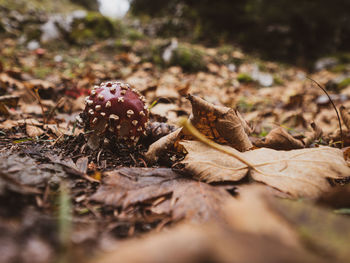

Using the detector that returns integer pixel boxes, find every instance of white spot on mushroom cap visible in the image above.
[105,101,112,108]
[95,105,101,111]
[132,120,138,126]
[98,94,104,101]
[92,117,98,124]
[127,109,134,117]
[88,109,94,115]
[118,97,124,103]
[109,114,119,120]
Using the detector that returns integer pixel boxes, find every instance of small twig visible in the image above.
[307,77,343,148]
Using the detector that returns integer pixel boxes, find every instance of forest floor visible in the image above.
[1,3,350,263]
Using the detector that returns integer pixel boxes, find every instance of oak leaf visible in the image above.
[180,140,350,198]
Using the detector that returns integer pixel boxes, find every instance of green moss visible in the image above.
[215,45,244,66]
[237,73,254,83]
[217,45,234,56]
[273,75,284,85]
[33,67,52,79]
[114,39,133,52]
[338,78,350,89]
[330,64,349,73]
[25,25,42,41]
[135,39,164,66]
[69,12,115,45]
[236,97,255,112]
[170,44,206,72]
[0,0,82,14]
[126,28,145,41]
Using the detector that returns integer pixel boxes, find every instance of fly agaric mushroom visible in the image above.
[81,81,149,148]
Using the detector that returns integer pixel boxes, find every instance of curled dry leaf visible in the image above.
[187,94,252,151]
[145,94,253,163]
[145,128,183,163]
[254,127,304,150]
[340,105,350,130]
[304,122,323,147]
[254,123,323,150]
[179,140,350,198]
[26,124,44,137]
[91,167,232,223]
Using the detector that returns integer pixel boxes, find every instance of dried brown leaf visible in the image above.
[188,94,253,151]
[26,124,44,137]
[180,140,350,198]
[304,122,323,147]
[145,95,253,163]
[145,128,183,163]
[224,185,299,247]
[94,223,325,263]
[254,127,304,150]
[0,120,18,130]
[340,105,350,130]
[91,167,232,223]
[0,95,20,108]
[274,198,350,262]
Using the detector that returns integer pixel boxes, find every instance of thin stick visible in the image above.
[307,77,343,148]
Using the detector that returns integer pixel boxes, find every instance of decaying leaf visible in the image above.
[304,122,323,147]
[340,105,350,130]
[254,123,323,150]
[93,222,327,263]
[254,127,304,150]
[187,94,253,151]
[0,119,19,130]
[273,198,350,262]
[224,185,299,247]
[91,167,233,223]
[180,140,350,198]
[93,186,326,263]
[26,124,44,137]
[145,95,254,163]
[145,128,183,163]
[0,95,20,108]
[0,95,20,115]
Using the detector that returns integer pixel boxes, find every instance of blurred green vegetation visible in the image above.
[130,0,350,65]
[69,12,115,44]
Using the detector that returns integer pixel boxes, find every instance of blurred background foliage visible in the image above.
[1,0,350,68]
[130,0,350,65]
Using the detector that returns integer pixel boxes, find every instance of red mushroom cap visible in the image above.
[83,81,149,146]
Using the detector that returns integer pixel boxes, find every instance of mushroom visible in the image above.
[81,81,149,148]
